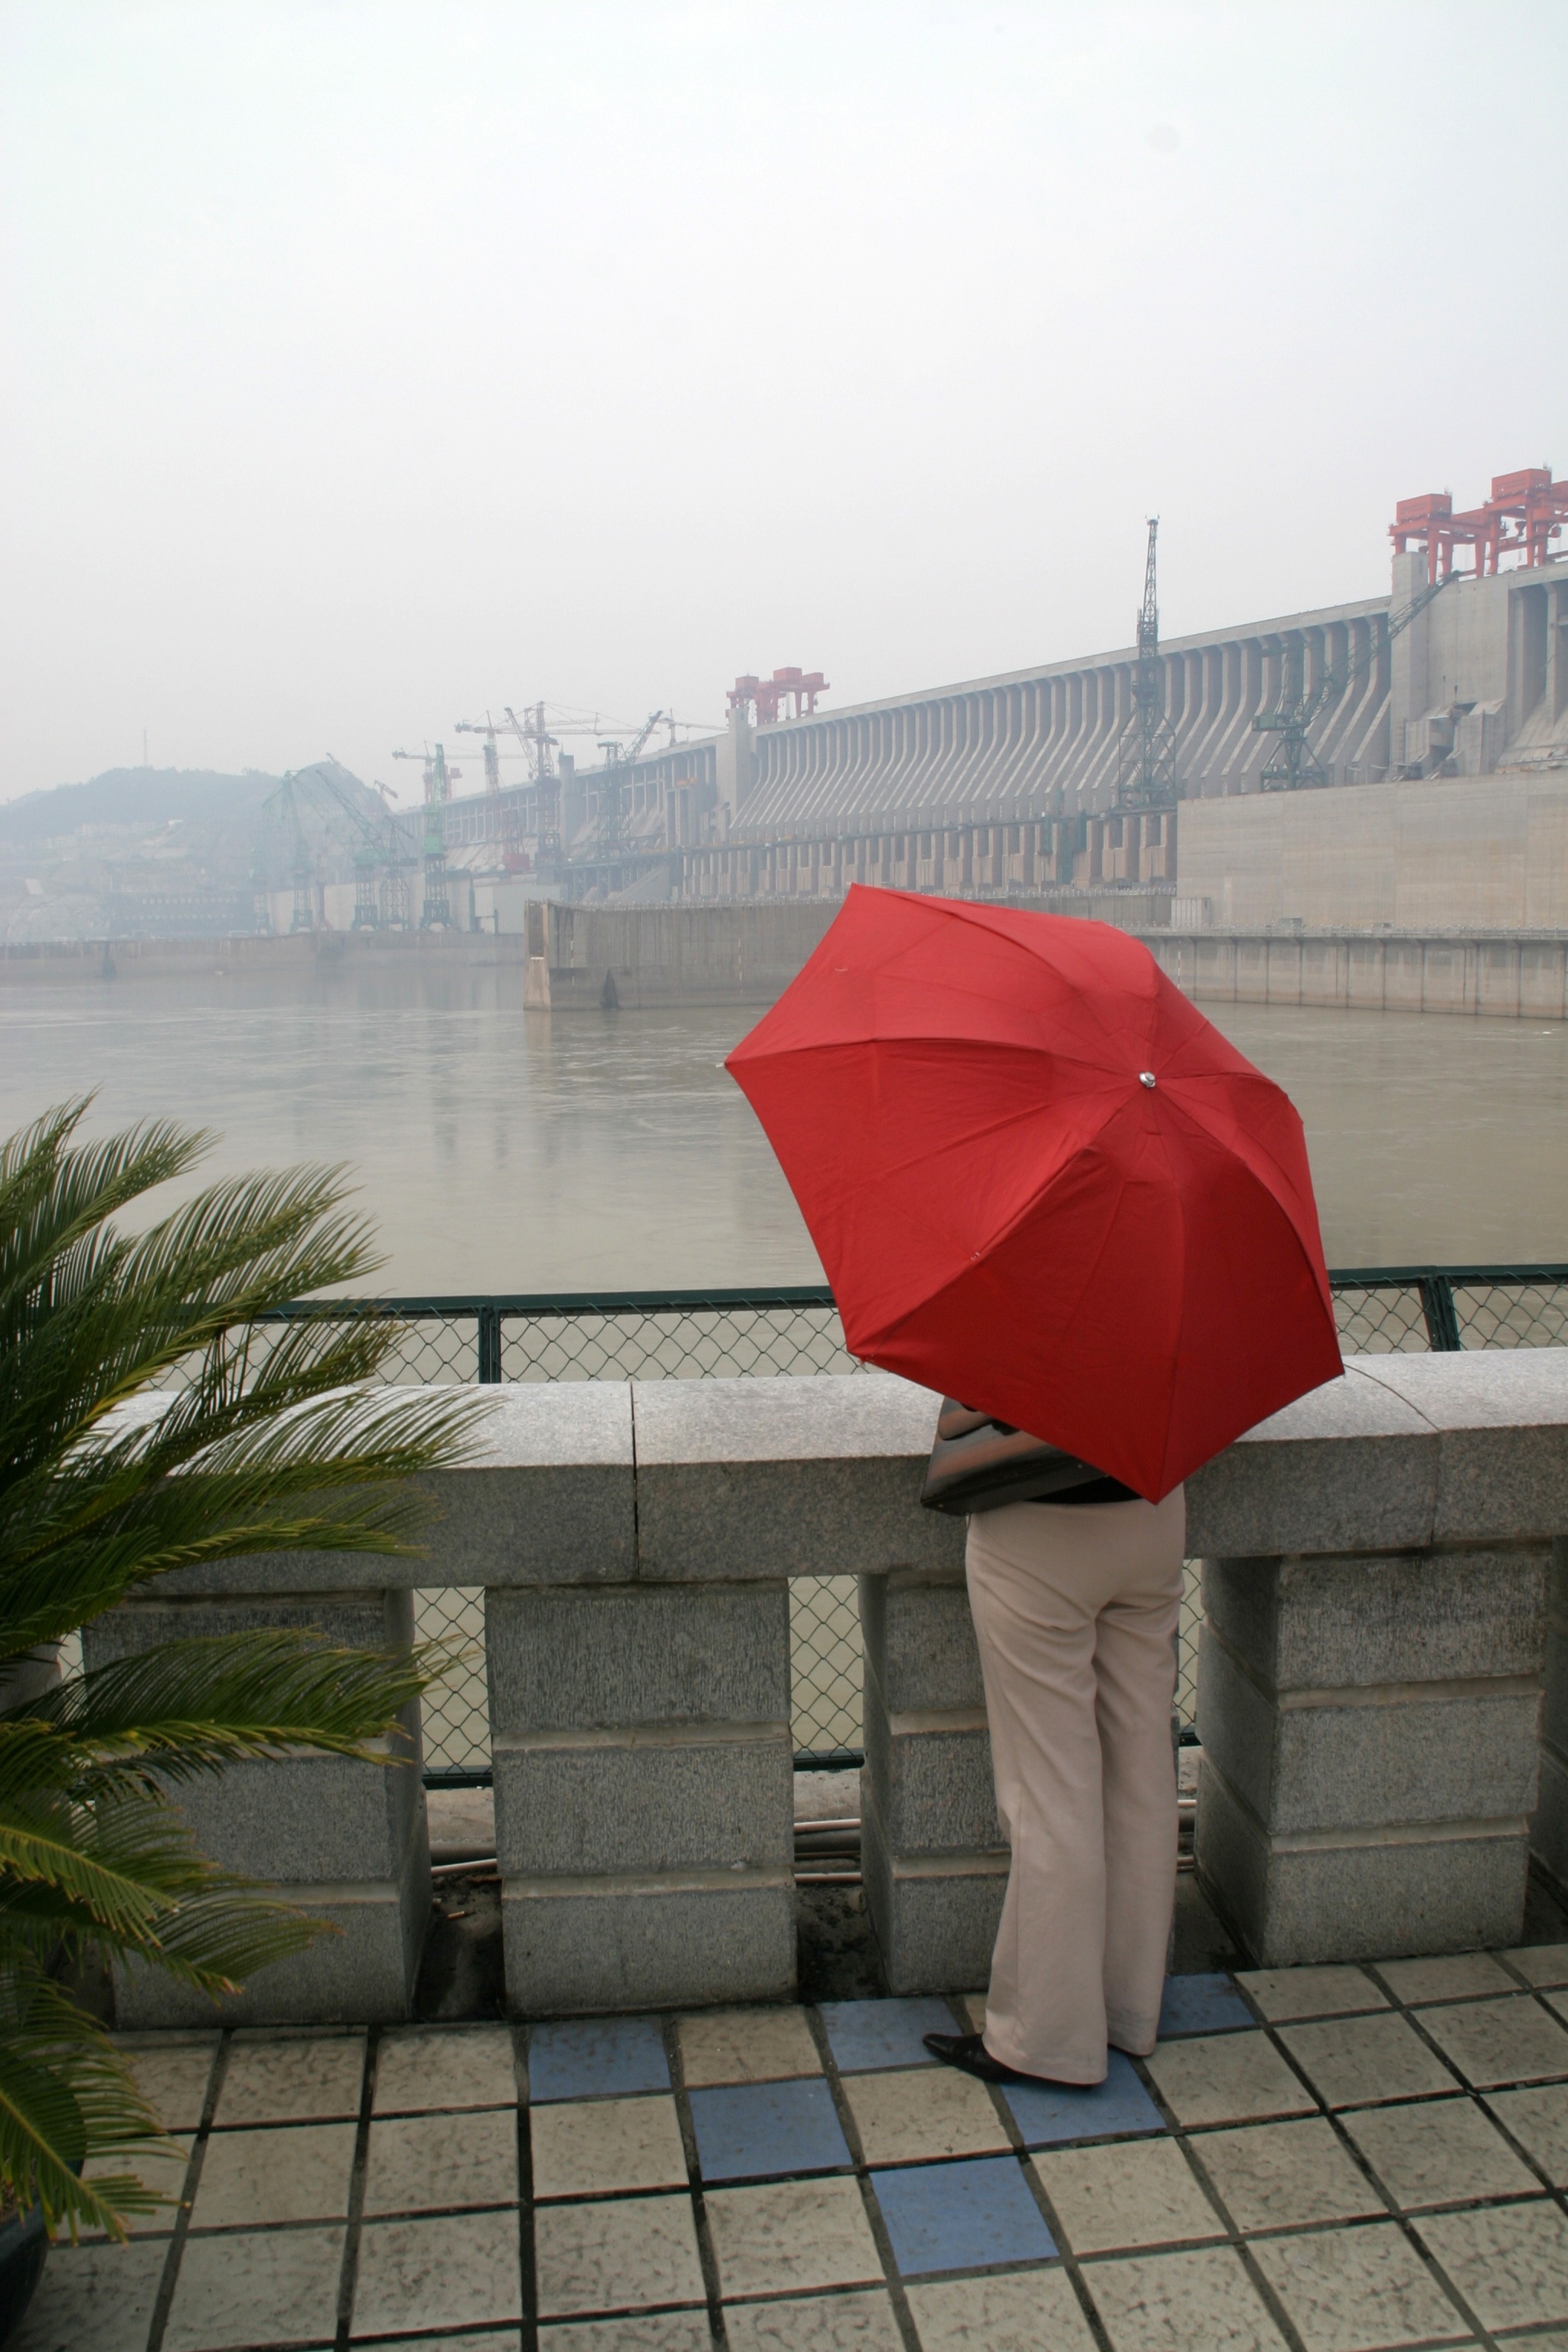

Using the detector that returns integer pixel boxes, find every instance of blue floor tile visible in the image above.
[1158,1972,1253,2038]
[873,2156,1057,2278]
[689,2077,851,2182]
[1001,2049,1165,2147]
[528,2016,670,2102]
[819,1998,958,2073]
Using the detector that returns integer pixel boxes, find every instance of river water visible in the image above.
[2,965,1566,1285]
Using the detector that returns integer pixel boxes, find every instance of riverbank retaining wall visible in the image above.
[1148,928,1568,1020]
[0,928,534,985]
[6,901,1565,1019]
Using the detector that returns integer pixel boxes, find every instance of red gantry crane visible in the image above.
[726,668,829,725]
[1391,466,1568,583]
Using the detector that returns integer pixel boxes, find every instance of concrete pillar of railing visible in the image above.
[858,1566,1006,1993]
[469,1383,795,2014]
[1530,1537,1568,1894]
[85,1587,430,2029]
[1189,1356,1566,1967]
[488,1579,794,2014]
[633,1374,969,1996]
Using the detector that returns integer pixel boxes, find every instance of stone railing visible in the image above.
[90,1355,1568,2027]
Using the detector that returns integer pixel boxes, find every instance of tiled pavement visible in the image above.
[22,1948,1568,2351]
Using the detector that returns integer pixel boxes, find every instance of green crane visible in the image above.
[265,763,413,930]
[256,773,318,933]
[392,743,458,927]
[1253,567,1458,791]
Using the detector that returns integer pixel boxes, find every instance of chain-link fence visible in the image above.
[1329,1267,1568,1354]
[501,1300,860,1383]
[413,1588,491,1774]
[1454,1279,1568,1349]
[236,1268,1566,1773]
[1331,1285,1430,1354]
[1178,1563,1201,1729]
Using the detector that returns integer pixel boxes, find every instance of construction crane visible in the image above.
[502,701,632,864]
[259,766,412,932]
[593,712,665,864]
[455,714,531,870]
[392,743,461,926]
[296,759,414,928]
[1252,567,1459,791]
[256,774,320,933]
[1116,519,1178,812]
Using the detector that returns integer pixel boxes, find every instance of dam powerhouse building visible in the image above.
[431,466,1566,939]
[435,459,1560,936]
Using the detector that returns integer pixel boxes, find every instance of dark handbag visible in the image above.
[919,1398,1124,1516]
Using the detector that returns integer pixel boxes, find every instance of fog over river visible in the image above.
[3,966,1566,1289]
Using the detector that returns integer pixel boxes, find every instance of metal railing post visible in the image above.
[1419,1274,1463,1352]
[476,1304,503,1383]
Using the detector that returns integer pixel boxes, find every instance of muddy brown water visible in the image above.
[3,968,1566,1284]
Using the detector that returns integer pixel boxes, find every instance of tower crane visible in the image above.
[593,711,665,864]
[391,743,460,926]
[260,764,414,932]
[501,701,628,864]
[301,759,415,928]
[257,773,319,933]
[1252,567,1459,790]
[455,714,531,869]
[1116,519,1178,811]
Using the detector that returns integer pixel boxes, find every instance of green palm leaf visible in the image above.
[0,1960,180,2236]
[0,1101,492,2232]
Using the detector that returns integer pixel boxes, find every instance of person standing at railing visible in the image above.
[916,1408,1184,2084]
[725,885,1342,2089]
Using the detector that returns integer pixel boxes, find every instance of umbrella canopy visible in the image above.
[727,886,1341,1500]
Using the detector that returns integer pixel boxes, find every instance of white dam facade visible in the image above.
[424,534,1568,932]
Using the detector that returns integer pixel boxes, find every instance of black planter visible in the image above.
[0,2203,47,2347]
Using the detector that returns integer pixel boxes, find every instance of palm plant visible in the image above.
[0,1099,485,2238]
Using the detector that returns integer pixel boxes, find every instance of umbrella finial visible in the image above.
[1139,1072,1158,1088]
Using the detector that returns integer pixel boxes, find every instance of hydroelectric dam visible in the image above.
[402,468,1568,952]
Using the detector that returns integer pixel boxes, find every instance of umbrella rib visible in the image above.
[737,1033,1138,1088]
[836,1076,1129,1197]
[908,893,1158,1054]
[815,891,1156,1057]
[1159,1075,1326,1243]
[866,1132,1139,1361]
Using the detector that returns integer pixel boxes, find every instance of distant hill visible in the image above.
[0,768,281,844]
[0,762,390,846]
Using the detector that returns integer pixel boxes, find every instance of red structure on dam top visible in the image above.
[1392,466,1568,583]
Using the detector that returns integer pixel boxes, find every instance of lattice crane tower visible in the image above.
[1116,518,1178,811]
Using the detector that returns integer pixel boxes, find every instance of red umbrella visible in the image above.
[727,885,1341,1501]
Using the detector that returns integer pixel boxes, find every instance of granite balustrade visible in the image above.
[89,1354,1568,2025]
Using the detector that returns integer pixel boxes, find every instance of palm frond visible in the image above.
[0,1961,177,2236]
[0,1383,485,1658]
[0,1100,488,2224]
[0,1788,331,1991]
[0,1632,451,1790]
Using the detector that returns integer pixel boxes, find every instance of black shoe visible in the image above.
[922,2030,1088,2091]
[923,2030,1024,2084]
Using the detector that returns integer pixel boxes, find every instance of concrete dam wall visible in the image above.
[1177,768,1568,932]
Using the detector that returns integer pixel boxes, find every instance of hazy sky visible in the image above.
[3,2,1563,806]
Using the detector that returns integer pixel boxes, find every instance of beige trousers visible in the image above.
[965,1488,1185,2083]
